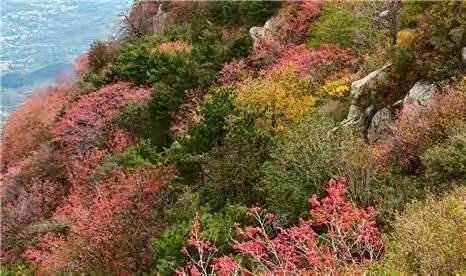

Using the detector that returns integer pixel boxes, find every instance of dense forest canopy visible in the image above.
[1,1,465,274]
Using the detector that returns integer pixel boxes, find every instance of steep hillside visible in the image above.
[1,1,465,274]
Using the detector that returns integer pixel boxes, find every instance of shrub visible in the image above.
[216,59,252,86]
[384,186,466,274]
[198,111,271,210]
[114,102,157,141]
[268,44,356,85]
[316,98,350,123]
[260,115,352,222]
[52,82,150,157]
[177,178,382,275]
[248,37,286,69]
[237,70,316,131]
[182,86,237,154]
[165,86,237,181]
[151,204,249,275]
[277,1,321,44]
[307,3,376,49]
[371,81,466,173]
[25,165,177,273]
[1,140,69,261]
[169,88,207,137]
[409,1,465,81]
[320,74,359,98]
[110,139,160,170]
[1,85,72,170]
[208,1,281,28]
[87,40,117,74]
[421,121,466,183]
[155,40,193,55]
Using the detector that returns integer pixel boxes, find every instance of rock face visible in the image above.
[338,63,438,142]
[249,17,282,42]
[401,81,436,118]
[462,47,466,63]
[341,62,392,129]
[403,81,435,107]
[249,27,264,42]
[350,62,391,106]
[367,107,393,143]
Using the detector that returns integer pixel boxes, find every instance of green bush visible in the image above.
[401,1,464,81]
[199,111,272,210]
[307,3,375,49]
[422,130,466,183]
[151,222,191,275]
[211,1,281,28]
[398,1,429,29]
[0,260,33,276]
[91,140,160,180]
[384,186,466,274]
[260,115,351,223]
[114,103,156,139]
[368,172,428,228]
[151,204,249,275]
[116,139,161,168]
[183,86,237,154]
[166,86,237,182]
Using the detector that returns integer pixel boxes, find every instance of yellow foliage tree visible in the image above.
[237,70,316,131]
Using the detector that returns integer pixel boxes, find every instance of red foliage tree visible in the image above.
[177,177,382,275]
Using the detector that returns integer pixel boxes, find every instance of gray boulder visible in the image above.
[350,62,391,105]
[249,26,264,42]
[403,81,435,108]
[249,17,282,42]
[341,63,392,129]
[367,107,393,143]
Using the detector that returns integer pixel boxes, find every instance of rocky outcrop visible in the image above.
[462,47,466,63]
[403,81,435,107]
[341,62,391,129]
[249,17,282,42]
[401,81,436,118]
[367,107,393,143]
[350,62,391,107]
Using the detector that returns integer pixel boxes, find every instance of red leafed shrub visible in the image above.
[268,44,355,81]
[52,82,150,156]
[26,164,177,273]
[177,177,382,275]
[1,149,68,265]
[216,58,253,86]
[294,1,321,33]
[248,37,286,69]
[1,85,72,171]
[371,81,466,171]
[106,127,133,154]
[276,1,321,44]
